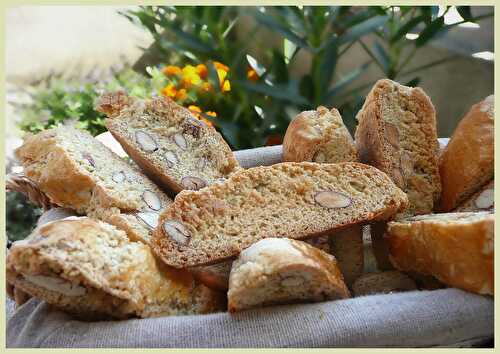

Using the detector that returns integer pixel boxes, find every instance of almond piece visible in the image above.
[314,190,351,208]
[173,133,188,150]
[281,276,304,287]
[181,176,207,190]
[384,122,399,148]
[197,157,208,170]
[163,220,191,245]
[475,189,494,209]
[82,153,96,167]
[112,171,126,183]
[313,151,326,163]
[400,152,413,178]
[135,131,158,152]
[142,190,162,211]
[136,211,159,229]
[392,168,405,189]
[165,150,178,168]
[24,274,87,297]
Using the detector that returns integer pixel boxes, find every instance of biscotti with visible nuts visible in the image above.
[14,125,172,244]
[152,162,408,268]
[190,236,332,291]
[385,211,494,295]
[455,180,494,212]
[355,79,441,215]
[6,217,225,320]
[439,95,494,212]
[283,106,357,163]
[96,91,241,195]
[352,271,417,297]
[227,238,350,312]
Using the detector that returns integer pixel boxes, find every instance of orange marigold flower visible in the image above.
[247,68,259,82]
[162,65,182,76]
[188,105,202,113]
[213,61,229,72]
[205,111,217,117]
[161,83,177,98]
[175,88,187,101]
[196,64,208,79]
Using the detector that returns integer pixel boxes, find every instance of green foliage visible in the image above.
[18,68,153,137]
[6,192,43,242]
[122,6,492,149]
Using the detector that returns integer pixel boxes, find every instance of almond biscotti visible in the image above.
[355,79,441,215]
[227,238,350,312]
[96,91,240,195]
[439,95,494,212]
[14,125,172,244]
[6,217,225,320]
[283,106,357,163]
[385,211,494,295]
[152,162,408,268]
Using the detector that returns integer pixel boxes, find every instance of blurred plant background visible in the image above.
[5,5,494,242]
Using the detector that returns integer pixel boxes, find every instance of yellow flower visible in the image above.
[175,88,187,101]
[161,83,177,98]
[222,79,231,92]
[216,68,227,83]
[201,82,212,92]
[213,61,229,72]
[205,111,217,117]
[196,64,208,79]
[188,105,202,117]
[247,68,259,82]
[162,65,182,76]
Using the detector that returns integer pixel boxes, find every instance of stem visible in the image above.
[338,40,356,57]
[358,39,385,73]
[398,55,458,77]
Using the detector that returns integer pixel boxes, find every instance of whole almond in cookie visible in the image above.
[163,220,191,245]
[314,190,352,209]
[135,131,158,152]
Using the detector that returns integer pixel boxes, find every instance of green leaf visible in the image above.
[415,17,445,47]
[405,77,421,87]
[299,74,315,103]
[317,40,338,100]
[324,62,371,101]
[390,15,425,43]
[252,9,311,51]
[338,15,390,45]
[207,61,221,93]
[237,80,310,106]
[271,50,289,84]
[157,18,216,54]
[372,41,390,73]
[456,6,473,22]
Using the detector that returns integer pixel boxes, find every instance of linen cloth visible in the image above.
[6,140,493,348]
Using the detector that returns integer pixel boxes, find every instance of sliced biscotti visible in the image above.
[152,162,408,268]
[190,235,332,291]
[329,226,364,287]
[385,211,494,295]
[439,95,494,212]
[14,125,172,244]
[455,180,494,212]
[6,217,225,320]
[227,238,350,312]
[355,79,441,215]
[96,91,240,195]
[352,271,417,297]
[283,106,357,163]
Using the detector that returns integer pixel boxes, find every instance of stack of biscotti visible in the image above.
[7,217,225,320]
[354,79,442,271]
[96,91,241,195]
[14,125,172,244]
[282,106,364,287]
